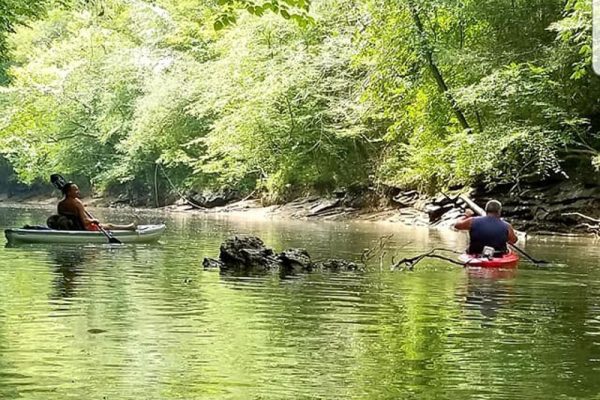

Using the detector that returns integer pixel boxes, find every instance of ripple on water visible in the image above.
[2,207,600,398]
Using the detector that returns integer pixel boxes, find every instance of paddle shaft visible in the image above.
[84,210,122,244]
[458,195,546,264]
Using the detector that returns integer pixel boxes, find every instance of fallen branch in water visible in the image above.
[391,248,465,271]
[361,234,396,264]
[379,251,387,272]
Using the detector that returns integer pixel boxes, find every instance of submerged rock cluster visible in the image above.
[203,235,364,275]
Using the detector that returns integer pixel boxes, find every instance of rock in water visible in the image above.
[278,248,313,273]
[204,235,365,275]
[317,259,365,272]
[202,258,224,270]
[218,235,279,272]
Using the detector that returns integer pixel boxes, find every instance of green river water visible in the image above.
[0,205,599,399]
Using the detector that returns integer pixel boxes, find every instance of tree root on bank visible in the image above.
[563,212,600,237]
[563,212,600,223]
[576,224,600,238]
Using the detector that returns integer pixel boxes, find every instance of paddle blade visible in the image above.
[108,237,122,244]
[50,174,68,190]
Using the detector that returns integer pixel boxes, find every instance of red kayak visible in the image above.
[458,252,520,268]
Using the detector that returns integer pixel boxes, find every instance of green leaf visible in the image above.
[213,19,224,30]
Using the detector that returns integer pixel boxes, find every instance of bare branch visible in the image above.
[361,234,396,263]
[563,212,600,224]
[391,248,465,271]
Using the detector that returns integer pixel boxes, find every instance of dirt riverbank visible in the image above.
[2,179,598,237]
[0,193,433,226]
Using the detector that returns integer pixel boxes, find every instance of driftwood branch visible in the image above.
[391,248,465,271]
[563,212,600,224]
[361,234,395,263]
[563,212,600,237]
[573,223,600,238]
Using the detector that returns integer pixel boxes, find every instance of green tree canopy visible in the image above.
[0,0,598,202]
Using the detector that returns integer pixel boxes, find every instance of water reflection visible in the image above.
[463,267,517,319]
[48,247,88,299]
[3,206,600,399]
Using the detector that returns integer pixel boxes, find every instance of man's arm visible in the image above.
[74,199,98,226]
[507,224,518,244]
[454,209,475,231]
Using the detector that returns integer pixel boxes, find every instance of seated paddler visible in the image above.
[56,182,138,232]
[454,199,518,256]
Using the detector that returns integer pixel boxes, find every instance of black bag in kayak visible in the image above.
[46,214,85,230]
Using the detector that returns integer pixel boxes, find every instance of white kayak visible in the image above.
[4,224,166,244]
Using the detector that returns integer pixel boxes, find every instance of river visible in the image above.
[0,205,599,399]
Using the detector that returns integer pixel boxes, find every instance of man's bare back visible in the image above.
[58,183,137,231]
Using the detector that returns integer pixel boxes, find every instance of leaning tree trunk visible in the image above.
[407,1,472,132]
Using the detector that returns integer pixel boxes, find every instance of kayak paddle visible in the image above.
[50,174,122,245]
[84,210,122,245]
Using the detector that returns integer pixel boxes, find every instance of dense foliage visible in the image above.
[0,0,56,84]
[0,0,598,203]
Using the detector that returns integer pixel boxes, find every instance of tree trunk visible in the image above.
[407,1,472,132]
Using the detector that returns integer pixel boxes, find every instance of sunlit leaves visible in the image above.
[0,0,369,199]
[1,0,599,198]
[212,0,313,30]
[358,0,596,192]
[0,0,57,83]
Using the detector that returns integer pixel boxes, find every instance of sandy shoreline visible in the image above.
[0,193,432,224]
[0,193,591,238]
